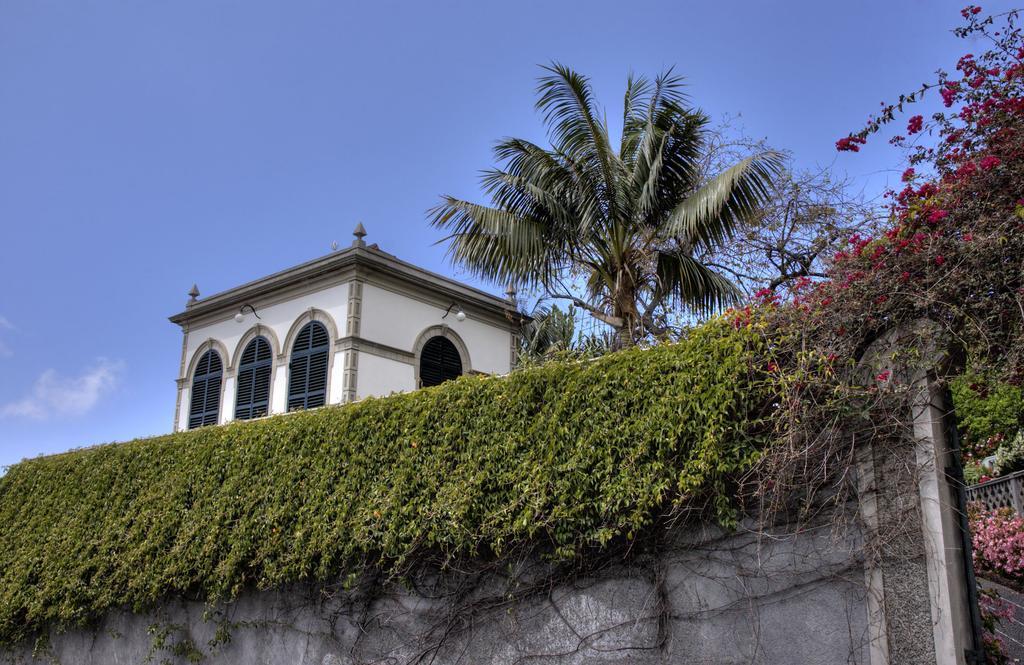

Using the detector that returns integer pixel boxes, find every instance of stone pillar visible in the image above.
[858,322,983,665]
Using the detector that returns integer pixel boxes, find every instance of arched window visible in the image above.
[419,336,462,387]
[288,321,330,411]
[188,350,223,429]
[235,336,273,420]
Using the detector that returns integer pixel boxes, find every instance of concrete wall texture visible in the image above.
[1,519,879,665]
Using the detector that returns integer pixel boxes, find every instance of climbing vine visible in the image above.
[0,321,775,647]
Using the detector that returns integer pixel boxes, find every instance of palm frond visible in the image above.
[632,110,707,223]
[665,151,784,250]
[491,138,605,233]
[428,197,566,288]
[536,63,624,227]
[620,72,652,159]
[655,250,741,314]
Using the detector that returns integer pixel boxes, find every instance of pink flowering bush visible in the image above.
[971,507,1022,663]
[979,586,1013,664]
[972,507,1024,580]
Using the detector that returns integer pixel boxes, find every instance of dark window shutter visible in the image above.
[234,336,272,420]
[288,321,330,411]
[419,336,462,387]
[188,350,223,429]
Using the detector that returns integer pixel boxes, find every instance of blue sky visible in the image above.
[0,0,1013,468]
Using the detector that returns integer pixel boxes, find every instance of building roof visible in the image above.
[169,236,524,328]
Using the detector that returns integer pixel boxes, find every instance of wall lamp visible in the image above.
[442,303,466,322]
[234,303,262,324]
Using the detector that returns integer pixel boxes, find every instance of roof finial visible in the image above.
[505,283,518,304]
[187,284,200,306]
[352,222,367,247]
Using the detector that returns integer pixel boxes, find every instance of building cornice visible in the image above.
[169,245,528,328]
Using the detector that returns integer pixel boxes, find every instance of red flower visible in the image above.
[980,155,1001,170]
[836,136,867,152]
[941,84,960,107]
[876,370,892,382]
[902,168,916,182]
[907,115,924,134]
[928,209,949,224]
[935,255,946,265]
[900,271,911,281]
[964,232,974,242]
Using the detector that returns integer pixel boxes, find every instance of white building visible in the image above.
[169,225,522,432]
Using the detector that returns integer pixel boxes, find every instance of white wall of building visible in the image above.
[359,283,511,375]
[178,282,350,429]
[357,353,415,400]
[182,282,350,376]
[176,277,514,430]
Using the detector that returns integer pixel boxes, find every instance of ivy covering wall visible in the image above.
[0,320,772,646]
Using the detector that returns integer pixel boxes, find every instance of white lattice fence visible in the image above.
[966,469,1024,513]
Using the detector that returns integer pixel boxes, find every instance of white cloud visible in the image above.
[0,316,13,358]
[0,358,124,420]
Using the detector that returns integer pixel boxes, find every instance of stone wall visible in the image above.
[1,517,874,665]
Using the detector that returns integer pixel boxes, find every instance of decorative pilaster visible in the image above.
[173,324,190,433]
[343,280,363,402]
[347,280,362,337]
[343,349,359,403]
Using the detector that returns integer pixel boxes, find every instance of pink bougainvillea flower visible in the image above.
[836,136,867,152]
[942,84,960,107]
[980,155,1002,170]
[907,115,924,134]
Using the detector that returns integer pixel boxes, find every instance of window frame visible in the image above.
[234,335,274,421]
[412,325,471,388]
[188,349,224,429]
[287,320,332,411]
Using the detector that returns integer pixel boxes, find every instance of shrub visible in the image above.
[995,431,1024,476]
[0,320,773,646]
[971,508,1024,582]
[964,460,985,486]
[952,377,1024,454]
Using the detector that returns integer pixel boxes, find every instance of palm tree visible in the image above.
[518,304,578,362]
[430,64,782,346]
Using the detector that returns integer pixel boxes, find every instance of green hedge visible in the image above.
[951,374,1024,447]
[0,321,771,645]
